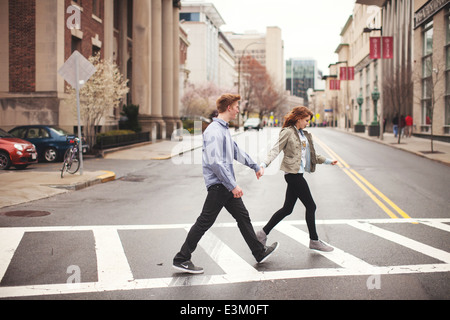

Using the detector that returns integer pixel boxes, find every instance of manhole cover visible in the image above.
[0,210,51,217]
[119,175,146,182]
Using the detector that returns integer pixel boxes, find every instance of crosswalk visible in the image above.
[0,218,449,298]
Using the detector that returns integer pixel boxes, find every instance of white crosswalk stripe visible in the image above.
[0,218,449,298]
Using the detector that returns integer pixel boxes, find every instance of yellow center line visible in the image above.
[313,135,413,221]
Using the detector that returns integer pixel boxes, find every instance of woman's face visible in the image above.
[296,116,311,130]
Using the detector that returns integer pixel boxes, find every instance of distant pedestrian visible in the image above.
[172,93,279,274]
[405,114,413,138]
[256,106,338,252]
[393,113,399,137]
[400,115,406,138]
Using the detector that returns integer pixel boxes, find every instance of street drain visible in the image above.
[0,210,51,217]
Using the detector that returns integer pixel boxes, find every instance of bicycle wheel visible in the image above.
[61,148,75,177]
[67,155,80,174]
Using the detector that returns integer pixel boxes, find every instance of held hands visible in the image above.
[256,167,264,180]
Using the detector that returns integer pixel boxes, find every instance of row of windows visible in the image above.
[421,6,450,133]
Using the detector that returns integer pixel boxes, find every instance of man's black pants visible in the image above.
[174,184,265,264]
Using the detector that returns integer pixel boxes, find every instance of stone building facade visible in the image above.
[0,0,183,141]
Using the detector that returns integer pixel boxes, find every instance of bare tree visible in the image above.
[417,56,446,152]
[382,63,413,144]
[240,56,286,118]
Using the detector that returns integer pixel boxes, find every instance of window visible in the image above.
[421,21,433,130]
[71,36,82,54]
[92,0,100,18]
[180,13,200,22]
[445,7,450,132]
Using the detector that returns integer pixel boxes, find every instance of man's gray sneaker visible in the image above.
[257,242,279,263]
[173,260,204,274]
[309,239,334,252]
[256,230,267,246]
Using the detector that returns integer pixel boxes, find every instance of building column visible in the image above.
[103,0,114,62]
[162,0,174,138]
[172,3,182,132]
[133,0,157,141]
[148,0,165,139]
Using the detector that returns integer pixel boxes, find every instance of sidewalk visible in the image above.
[1,128,448,209]
[338,128,450,167]
[0,134,205,209]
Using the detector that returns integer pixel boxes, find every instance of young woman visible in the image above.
[258,106,338,252]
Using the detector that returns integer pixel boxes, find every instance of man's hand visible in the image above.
[256,167,264,180]
[232,186,244,198]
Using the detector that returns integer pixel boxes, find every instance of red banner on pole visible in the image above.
[382,36,393,59]
[370,37,381,59]
[339,67,354,81]
[340,67,347,80]
[330,79,341,90]
[348,67,354,80]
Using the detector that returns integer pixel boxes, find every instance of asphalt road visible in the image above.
[0,127,449,304]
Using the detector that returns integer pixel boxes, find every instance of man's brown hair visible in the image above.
[216,93,241,113]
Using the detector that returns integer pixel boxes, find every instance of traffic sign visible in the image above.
[58,51,96,89]
[57,51,96,176]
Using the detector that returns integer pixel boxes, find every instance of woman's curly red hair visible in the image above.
[282,106,313,128]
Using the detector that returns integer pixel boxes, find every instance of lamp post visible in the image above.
[369,86,380,136]
[355,93,365,133]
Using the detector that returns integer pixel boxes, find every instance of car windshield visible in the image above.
[49,127,72,136]
[245,118,260,124]
[0,128,14,138]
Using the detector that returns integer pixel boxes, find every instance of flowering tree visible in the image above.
[180,82,223,118]
[66,54,129,147]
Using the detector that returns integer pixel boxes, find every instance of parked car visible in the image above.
[8,125,89,162]
[243,118,262,131]
[0,128,38,170]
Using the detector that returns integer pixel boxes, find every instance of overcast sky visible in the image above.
[181,0,356,74]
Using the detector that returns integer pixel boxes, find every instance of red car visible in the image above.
[0,128,38,170]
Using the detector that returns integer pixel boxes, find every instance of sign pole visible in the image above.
[75,55,84,175]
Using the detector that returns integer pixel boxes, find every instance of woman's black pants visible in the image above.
[263,173,319,240]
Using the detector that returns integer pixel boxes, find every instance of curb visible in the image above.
[51,170,116,191]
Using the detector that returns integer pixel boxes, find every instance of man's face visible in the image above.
[229,101,240,119]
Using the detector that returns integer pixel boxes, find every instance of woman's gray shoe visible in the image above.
[256,230,267,246]
[309,240,334,252]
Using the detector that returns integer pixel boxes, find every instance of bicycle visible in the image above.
[61,137,81,178]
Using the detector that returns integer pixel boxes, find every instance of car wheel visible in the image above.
[0,151,11,170]
[44,147,58,162]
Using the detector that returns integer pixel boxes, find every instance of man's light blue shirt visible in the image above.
[202,118,260,191]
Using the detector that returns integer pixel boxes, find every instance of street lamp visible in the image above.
[369,86,380,136]
[371,86,380,125]
[355,93,365,133]
[363,27,382,33]
[237,41,261,131]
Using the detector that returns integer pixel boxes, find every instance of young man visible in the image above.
[173,93,279,274]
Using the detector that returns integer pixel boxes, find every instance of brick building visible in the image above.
[0,0,184,140]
